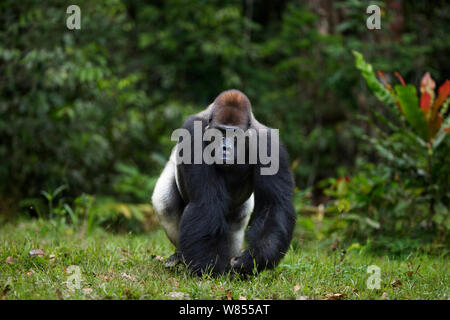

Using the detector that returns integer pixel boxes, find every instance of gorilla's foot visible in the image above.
[164,251,183,268]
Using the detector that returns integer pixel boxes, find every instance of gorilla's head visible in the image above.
[205,90,253,168]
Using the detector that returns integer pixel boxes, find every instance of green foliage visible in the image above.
[353,50,398,112]
[0,0,159,201]
[321,53,450,253]
[1,220,448,299]
[395,84,428,140]
[112,163,157,203]
[0,1,448,251]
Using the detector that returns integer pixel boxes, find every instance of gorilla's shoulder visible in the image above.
[180,115,201,131]
[195,103,214,119]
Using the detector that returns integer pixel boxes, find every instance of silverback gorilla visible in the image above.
[152,89,295,275]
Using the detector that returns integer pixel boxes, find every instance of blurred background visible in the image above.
[0,0,448,253]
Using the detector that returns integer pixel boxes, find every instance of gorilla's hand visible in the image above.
[230,250,255,274]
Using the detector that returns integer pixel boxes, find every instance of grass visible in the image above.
[0,219,448,300]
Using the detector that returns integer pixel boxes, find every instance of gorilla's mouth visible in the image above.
[221,143,234,163]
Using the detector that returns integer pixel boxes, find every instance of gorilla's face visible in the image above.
[206,117,250,169]
[205,94,251,169]
[219,125,241,163]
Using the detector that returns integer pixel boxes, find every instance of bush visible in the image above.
[322,52,450,253]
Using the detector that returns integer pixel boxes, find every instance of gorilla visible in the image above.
[152,89,295,275]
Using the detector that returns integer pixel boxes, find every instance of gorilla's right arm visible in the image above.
[177,116,232,275]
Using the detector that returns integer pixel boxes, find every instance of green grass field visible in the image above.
[0,220,448,300]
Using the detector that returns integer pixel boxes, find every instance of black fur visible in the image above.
[154,90,295,274]
[174,113,296,275]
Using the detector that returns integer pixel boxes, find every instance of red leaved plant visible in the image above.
[379,71,450,143]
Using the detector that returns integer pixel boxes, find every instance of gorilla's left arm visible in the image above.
[232,143,296,273]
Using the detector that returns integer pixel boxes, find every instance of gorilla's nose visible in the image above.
[222,146,231,158]
[222,142,233,161]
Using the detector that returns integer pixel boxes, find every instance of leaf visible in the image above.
[64,204,78,224]
[391,279,402,288]
[429,113,443,138]
[120,248,130,256]
[121,273,136,282]
[5,256,14,264]
[56,289,63,299]
[323,293,347,300]
[337,199,351,213]
[377,71,392,90]
[330,239,339,251]
[151,254,165,262]
[353,51,398,112]
[429,80,450,136]
[168,277,180,288]
[99,274,110,282]
[29,248,46,258]
[364,217,381,229]
[420,72,436,95]
[52,185,68,198]
[419,73,435,118]
[118,204,131,219]
[433,79,450,110]
[1,285,11,300]
[394,72,406,86]
[167,291,190,299]
[40,191,51,201]
[433,113,450,149]
[420,91,432,114]
[82,288,93,294]
[395,84,429,140]
[346,243,362,251]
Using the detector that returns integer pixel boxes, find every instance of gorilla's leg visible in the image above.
[227,194,254,259]
[152,151,185,248]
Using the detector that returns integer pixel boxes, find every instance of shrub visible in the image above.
[322,52,449,253]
